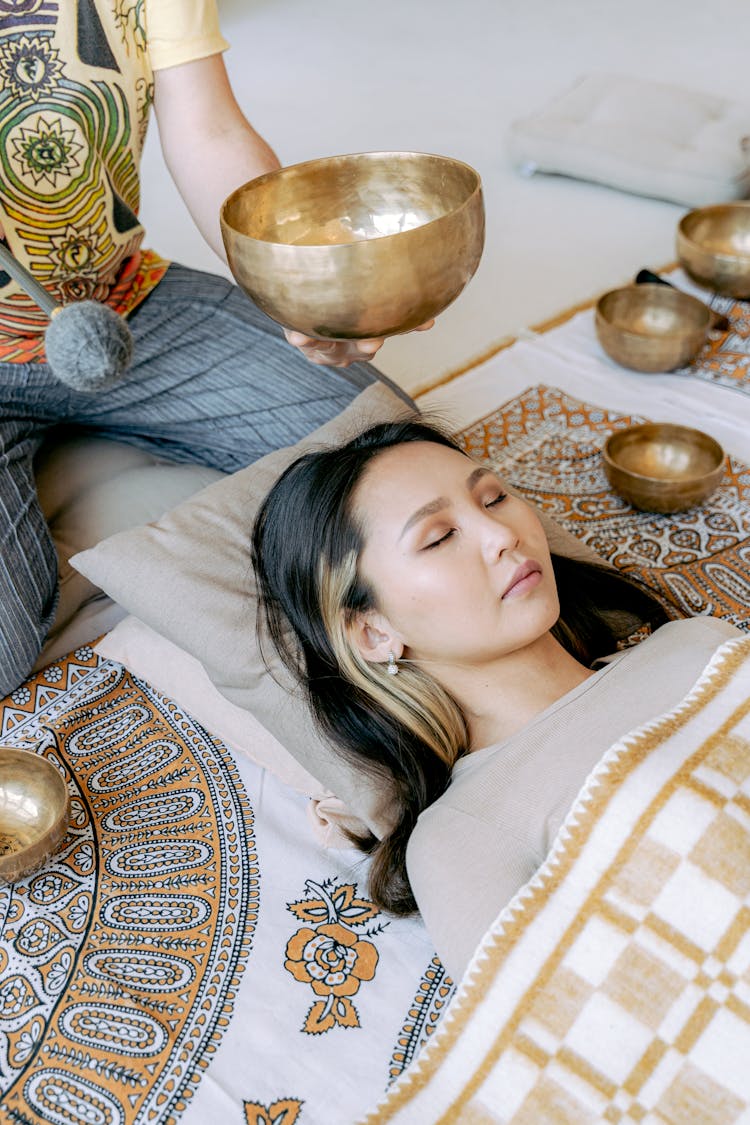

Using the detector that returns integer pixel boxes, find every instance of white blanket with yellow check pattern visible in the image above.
[361,634,750,1124]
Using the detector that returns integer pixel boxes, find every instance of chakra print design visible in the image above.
[113,0,146,57]
[0,0,53,29]
[0,648,257,1124]
[0,32,62,101]
[134,74,152,148]
[8,111,85,190]
[0,0,170,354]
[284,879,384,1035]
[49,222,101,278]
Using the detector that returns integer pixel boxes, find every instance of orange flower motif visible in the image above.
[305,994,360,1034]
[285,922,378,998]
[244,1098,302,1125]
[284,878,383,1034]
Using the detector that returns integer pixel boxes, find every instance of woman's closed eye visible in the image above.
[422,528,455,550]
[421,493,508,550]
[485,491,507,508]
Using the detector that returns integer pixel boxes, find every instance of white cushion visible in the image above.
[507,73,750,207]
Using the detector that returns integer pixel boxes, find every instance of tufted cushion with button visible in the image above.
[507,73,750,208]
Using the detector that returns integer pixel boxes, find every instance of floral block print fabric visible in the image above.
[459,384,750,630]
[0,646,449,1125]
[361,635,750,1123]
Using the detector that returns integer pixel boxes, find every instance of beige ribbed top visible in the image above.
[406,615,741,982]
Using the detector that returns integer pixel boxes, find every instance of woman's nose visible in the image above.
[480,510,518,561]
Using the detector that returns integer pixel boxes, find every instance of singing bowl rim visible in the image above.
[602,423,725,486]
[220,150,485,339]
[677,201,750,265]
[220,149,484,248]
[0,746,70,882]
[595,284,712,340]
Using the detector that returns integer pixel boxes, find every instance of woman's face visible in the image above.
[353,441,559,671]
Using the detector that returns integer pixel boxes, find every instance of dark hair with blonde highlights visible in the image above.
[251,418,670,915]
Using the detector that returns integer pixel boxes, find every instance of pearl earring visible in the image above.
[386,651,399,676]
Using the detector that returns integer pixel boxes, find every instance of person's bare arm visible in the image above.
[153,53,432,367]
[152,53,280,262]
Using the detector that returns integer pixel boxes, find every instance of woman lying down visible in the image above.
[251,417,740,982]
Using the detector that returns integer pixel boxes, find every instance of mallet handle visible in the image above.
[0,242,60,318]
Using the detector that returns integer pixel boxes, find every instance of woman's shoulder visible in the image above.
[646,615,743,648]
[608,615,743,681]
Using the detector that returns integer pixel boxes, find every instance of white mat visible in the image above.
[420,270,750,463]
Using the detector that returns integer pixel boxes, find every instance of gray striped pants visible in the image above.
[0,264,409,696]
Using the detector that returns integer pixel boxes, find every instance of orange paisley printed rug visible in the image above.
[682,293,750,397]
[0,648,257,1123]
[459,383,750,629]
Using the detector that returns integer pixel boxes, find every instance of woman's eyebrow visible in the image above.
[398,467,495,540]
[399,497,449,540]
[466,466,492,490]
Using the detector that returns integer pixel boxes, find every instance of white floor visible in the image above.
[139,0,750,398]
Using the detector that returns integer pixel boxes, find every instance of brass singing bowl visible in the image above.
[677,202,750,298]
[0,747,69,883]
[603,423,725,513]
[595,284,712,372]
[220,151,485,339]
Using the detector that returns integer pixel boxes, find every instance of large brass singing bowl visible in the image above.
[595,284,712,372]
[677,202,750,298]
[603,423,725,513]
[0,747,69,883]
[221,151,485,339]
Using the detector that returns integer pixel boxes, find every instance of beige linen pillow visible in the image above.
[71,382,601,836]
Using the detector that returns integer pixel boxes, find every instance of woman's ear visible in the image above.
[348,611,403,667]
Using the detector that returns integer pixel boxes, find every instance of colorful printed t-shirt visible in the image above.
[0,0,228,362]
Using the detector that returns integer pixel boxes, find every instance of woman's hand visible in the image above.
[284,320,435,368]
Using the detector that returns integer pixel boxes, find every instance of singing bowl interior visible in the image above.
[603,423,725,512]
[226,152,477,245]
[0,747,69,883]
[677,202,750,297]
[595,284,711,372]
[221,151,485,339]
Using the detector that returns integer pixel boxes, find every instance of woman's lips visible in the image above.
[502,559,543,599]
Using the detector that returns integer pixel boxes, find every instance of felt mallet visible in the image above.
[0,241,133,391]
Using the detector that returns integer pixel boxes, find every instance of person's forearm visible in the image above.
[171,122,280,261]
[153,55,281,261]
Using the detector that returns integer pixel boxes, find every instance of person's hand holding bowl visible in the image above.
[221,151,484,369]
[283,319,435,368]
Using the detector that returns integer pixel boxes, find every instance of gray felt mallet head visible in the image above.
[0,241,133,391]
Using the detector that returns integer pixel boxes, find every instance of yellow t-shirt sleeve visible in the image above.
[147,0,230,71]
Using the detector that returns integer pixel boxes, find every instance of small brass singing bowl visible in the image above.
[677,202,750,298]
[603,423,725,513]
[595,284,712,372]
[220,151,485,340]
[0,747,70,883]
